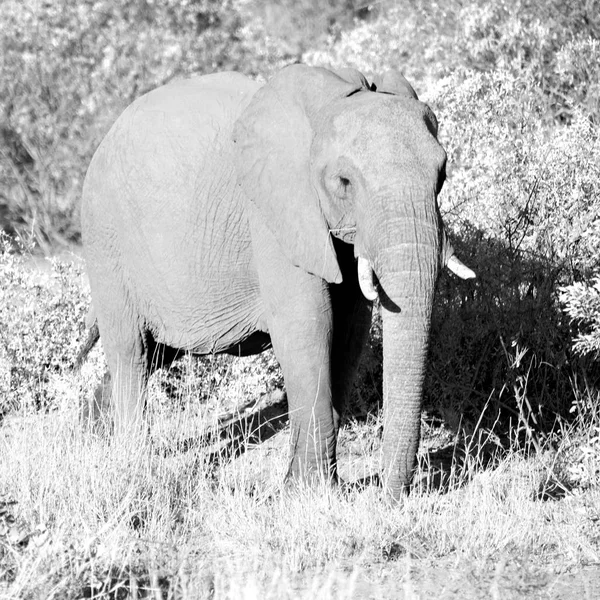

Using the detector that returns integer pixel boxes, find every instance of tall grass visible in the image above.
[1,372,598,597]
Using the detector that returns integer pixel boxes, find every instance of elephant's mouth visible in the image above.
[329,225,357,244]
[356,253,475,302]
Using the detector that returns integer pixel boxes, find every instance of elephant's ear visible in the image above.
[372,70,418,100]
[332,67,371,89]
[233,64,361,284]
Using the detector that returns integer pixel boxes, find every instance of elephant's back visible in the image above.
[127,72,262,126]
[82,72,262,225]
[82,72,265,354]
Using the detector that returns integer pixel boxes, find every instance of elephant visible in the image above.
[78,64,474,499]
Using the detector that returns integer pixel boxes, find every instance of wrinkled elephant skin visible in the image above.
[80,64,472,499]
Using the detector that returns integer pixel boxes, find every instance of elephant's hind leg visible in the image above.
[87,273,153,434]
[102,327,151,434]
[87,335,181,435]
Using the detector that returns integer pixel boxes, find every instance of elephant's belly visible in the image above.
[144,281,267,356]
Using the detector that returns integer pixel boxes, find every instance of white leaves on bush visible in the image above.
[560,278,600,358]
[0,234,89,412]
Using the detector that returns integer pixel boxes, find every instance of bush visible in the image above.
[307,0,600,123]
[0,233,89,414]
[560,279,600,360]
[237,0,373,67]
[426,75,600,430]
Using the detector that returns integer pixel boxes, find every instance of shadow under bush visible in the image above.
[427,227,600,441]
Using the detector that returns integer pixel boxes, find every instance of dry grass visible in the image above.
[0,353,598,599]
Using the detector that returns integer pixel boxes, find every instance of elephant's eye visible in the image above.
[324,170,353,201]
[336,176,351,198]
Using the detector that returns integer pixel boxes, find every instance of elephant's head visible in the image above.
[233,65,473,498]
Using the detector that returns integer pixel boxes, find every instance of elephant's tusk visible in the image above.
[358,257,378,301]
[446,255,476,279]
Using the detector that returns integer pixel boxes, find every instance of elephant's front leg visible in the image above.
[269,288,336,483]
[252,227,337,483]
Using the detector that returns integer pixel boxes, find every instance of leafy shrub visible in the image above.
[237,0,373,67]
[436,74,600,269]
[151,349,284,419]
[425,71,600,430]
[560,280,600,360]
[0,233,89,414]
[306,1,452,87]
[307,0,600,123]
[554,36,600,123]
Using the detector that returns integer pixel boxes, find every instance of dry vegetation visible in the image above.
[1,0,600,597]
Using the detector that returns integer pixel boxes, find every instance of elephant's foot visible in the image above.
[282,472,339,497]
[284,454,339,493]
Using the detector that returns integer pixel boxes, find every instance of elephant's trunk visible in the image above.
[380,281,434,497]
[359,193,440,499]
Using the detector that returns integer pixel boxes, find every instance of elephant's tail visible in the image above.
[74,313,100,370]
